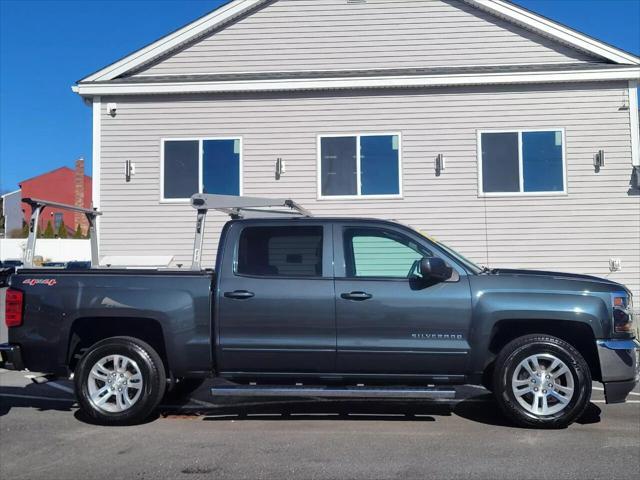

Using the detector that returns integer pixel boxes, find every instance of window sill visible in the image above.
[317,194,404,201]
[478,191,568,198]
[159,198,192,205]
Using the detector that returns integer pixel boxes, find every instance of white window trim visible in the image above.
[160,136,243,203]
[317,133,403,201]
[477,128,568,197]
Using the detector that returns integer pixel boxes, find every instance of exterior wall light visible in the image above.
[593,149,605,172]
[275,157,286,180]
[125,160,135,182]
[435,154,446,177]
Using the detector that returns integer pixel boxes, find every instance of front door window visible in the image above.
[343,227,430,279]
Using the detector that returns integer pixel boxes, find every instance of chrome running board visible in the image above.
[211,385,456,399]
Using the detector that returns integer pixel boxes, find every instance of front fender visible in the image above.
[468,290,609,374]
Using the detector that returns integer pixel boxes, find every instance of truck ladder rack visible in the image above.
[211,384,456,400]
[189,194,313,270]
[22,198,102,268]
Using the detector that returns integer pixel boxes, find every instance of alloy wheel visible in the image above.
[87,354,144,413]
[511,353,575,416]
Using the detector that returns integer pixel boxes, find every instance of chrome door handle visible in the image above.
[340,291,373,301]
[224,290,255,300]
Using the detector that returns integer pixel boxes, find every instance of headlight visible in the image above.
[612,292,634,335]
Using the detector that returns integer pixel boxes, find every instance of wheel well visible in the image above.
[485,319,601,382]
[67,317,169,373]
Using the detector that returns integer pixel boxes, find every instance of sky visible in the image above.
[0,0,639,194]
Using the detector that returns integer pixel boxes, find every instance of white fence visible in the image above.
[0,239,91,262]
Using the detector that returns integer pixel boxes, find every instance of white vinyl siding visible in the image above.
[132,0,599,77]
[97,81,640,299]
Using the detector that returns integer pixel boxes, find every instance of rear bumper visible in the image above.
[596,339,640,404]
[0,343,24,371]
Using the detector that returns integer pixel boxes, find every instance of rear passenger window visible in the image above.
[237,226,323,277]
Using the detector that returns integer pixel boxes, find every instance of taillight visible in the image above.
[5,288,24,327]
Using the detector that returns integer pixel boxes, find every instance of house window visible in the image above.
[162,138,241,200]
[479,130,565,195]
[236,226,324,277]
[54,213,63,231]
[319,134,401,198]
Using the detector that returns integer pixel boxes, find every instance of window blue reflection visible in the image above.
[361,135,400,195]
[522,131,564,192]
[203,139,240,196]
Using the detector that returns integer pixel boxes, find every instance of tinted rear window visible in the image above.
[237,226,323,277]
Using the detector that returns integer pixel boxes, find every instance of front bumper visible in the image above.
[596,339,640,403]
[0,343,24,371]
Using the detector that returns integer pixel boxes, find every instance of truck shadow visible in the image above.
[0,383,601,428]
[188,396,508,425]
[162,393,602,428]
[0,384,75,417]
[453,394,602,427]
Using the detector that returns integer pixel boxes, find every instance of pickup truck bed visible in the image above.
[3,268,214,378]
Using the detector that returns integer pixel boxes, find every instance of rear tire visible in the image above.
[493,334,591,429]
[75,336,166,426]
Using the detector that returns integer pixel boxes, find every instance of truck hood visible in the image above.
[491,268,630,295]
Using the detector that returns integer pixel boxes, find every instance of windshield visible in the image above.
[404,225,483,274]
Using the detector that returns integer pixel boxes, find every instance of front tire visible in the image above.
[75,336,166,425]
[493,334,591,429]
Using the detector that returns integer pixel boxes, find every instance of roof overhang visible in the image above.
[79,0,269,83]
[73,65,640,97]
[463,0,640,65]
[1,189,21,200]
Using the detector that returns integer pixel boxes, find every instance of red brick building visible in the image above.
[20,159,92,235]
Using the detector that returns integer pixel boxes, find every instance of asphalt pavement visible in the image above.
[1,369,639,480]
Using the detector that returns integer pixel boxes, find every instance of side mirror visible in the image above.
[419,256,453,282]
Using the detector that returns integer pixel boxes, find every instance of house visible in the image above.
[1,190,22,238]
[73,0,640,298]
[19,159,92,235]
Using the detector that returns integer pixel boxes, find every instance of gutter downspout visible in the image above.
[628,81,640,191]
[629,81,639,167]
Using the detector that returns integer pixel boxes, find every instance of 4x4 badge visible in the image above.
[22,279,57,287]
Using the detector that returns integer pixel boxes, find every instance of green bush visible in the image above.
[43,220,55,239]
[73,224,84,239]
[57,220,68,239]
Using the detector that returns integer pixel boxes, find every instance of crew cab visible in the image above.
[1,194,638,428]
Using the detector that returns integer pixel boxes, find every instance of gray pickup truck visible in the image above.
[1,195,638,428]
